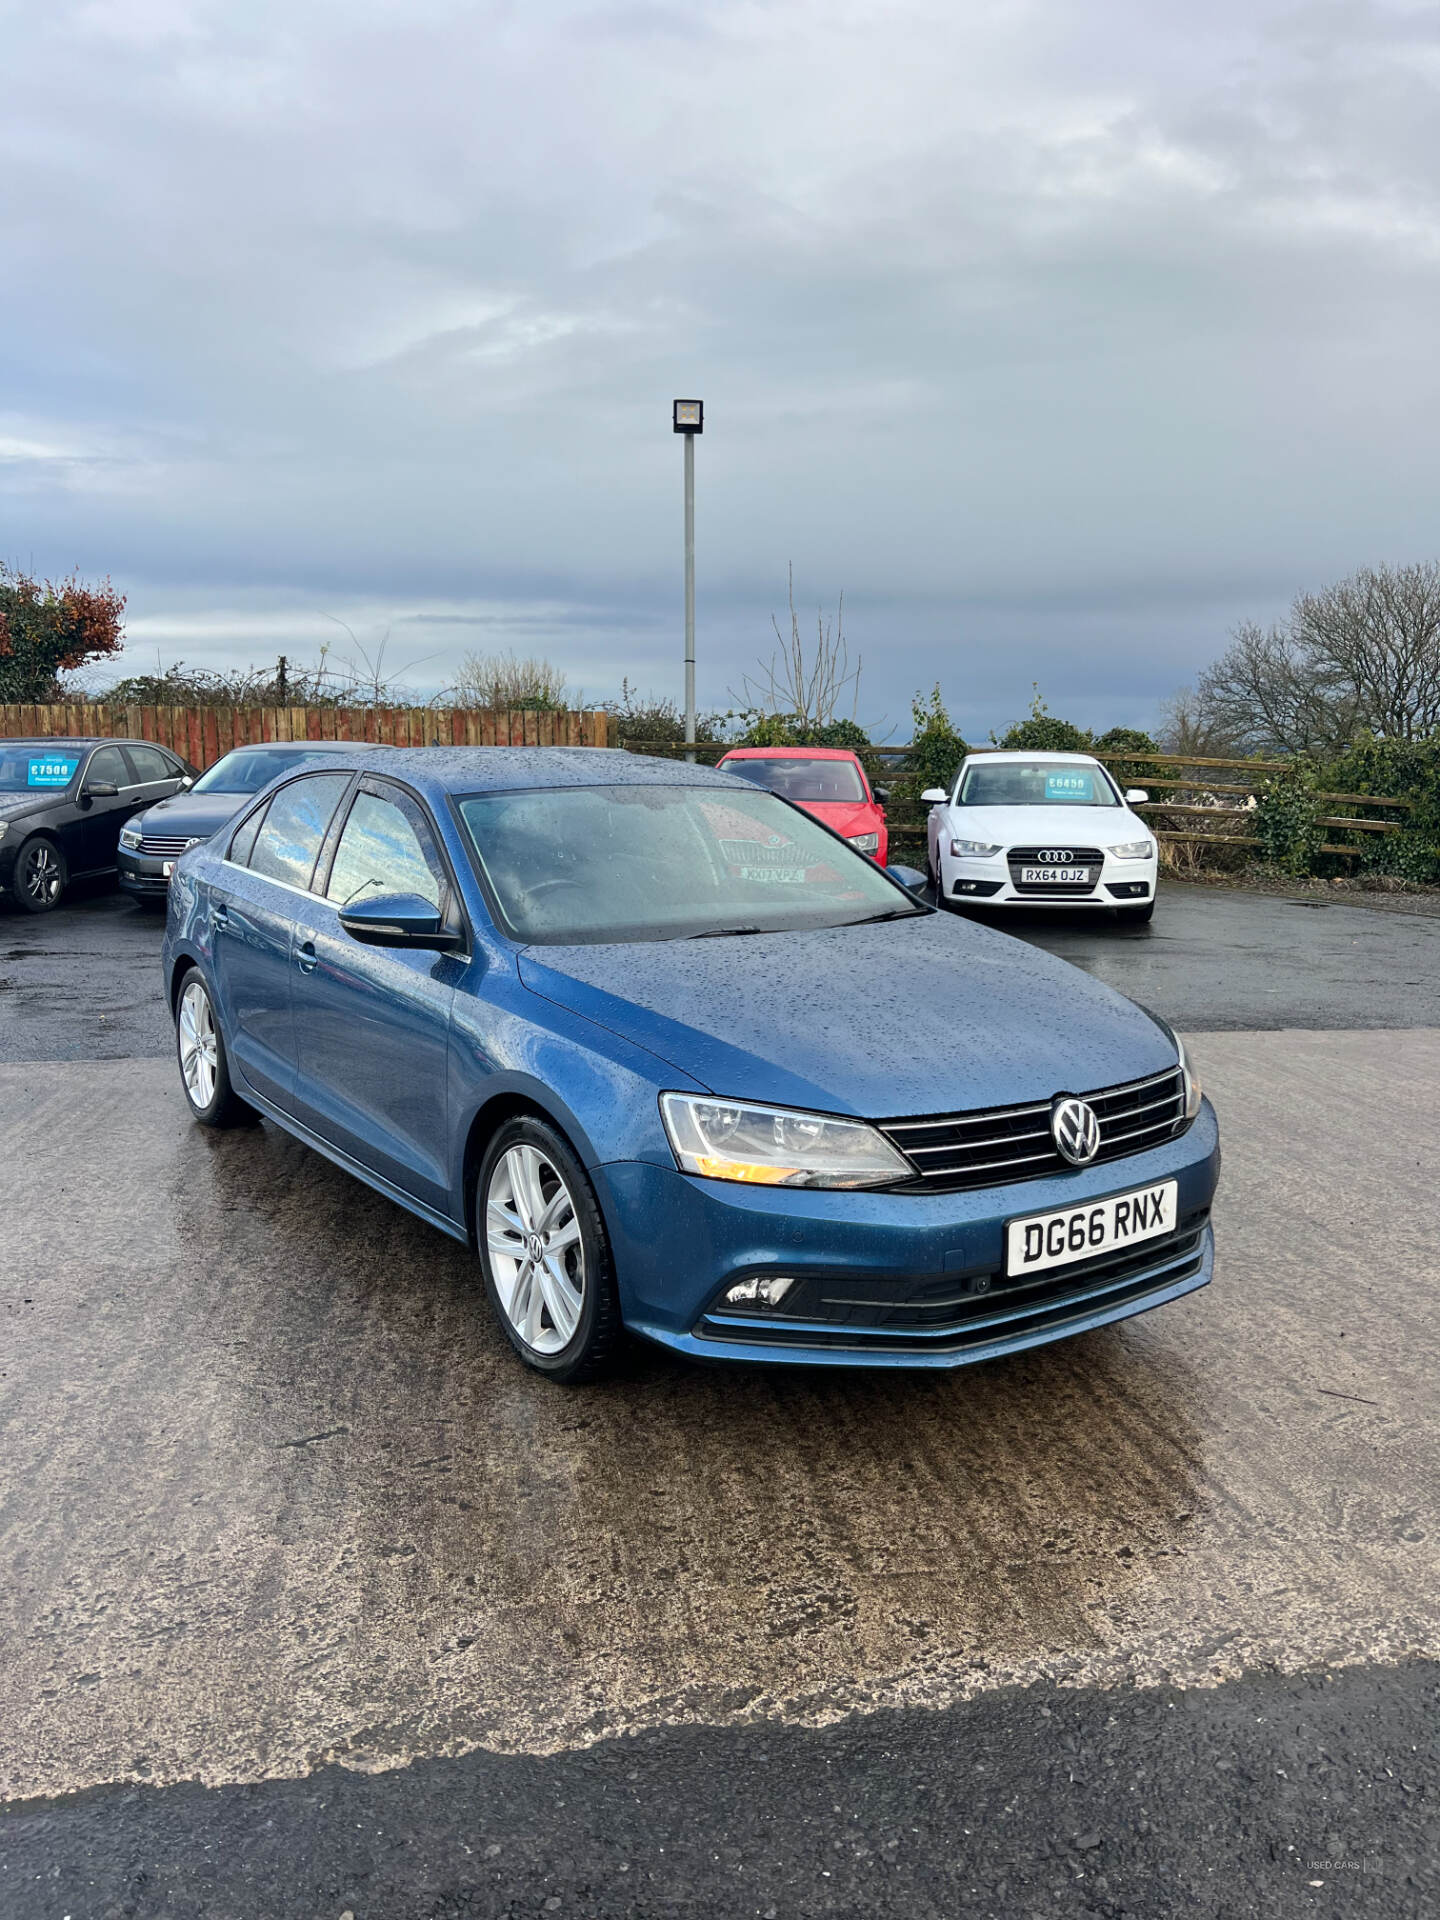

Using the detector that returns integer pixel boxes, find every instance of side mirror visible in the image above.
[84,781,120,800]
[920,788,948,805]
[872,786,889,807]
[179,776,194,789]
[338,893,463,950]
[886,863,929,895]
[1125,789,1149,805]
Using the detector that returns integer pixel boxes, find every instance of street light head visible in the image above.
[673,398,703,434]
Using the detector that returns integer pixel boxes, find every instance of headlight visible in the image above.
[847,832,880,854]
[119,824,144,850]
[1177,1035,1202,1120]
[660,1093,912,1190]
[950,839,1002,857]
[1110,838,1155,861]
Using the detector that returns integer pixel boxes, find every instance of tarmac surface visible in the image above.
[2,880,1438,1916]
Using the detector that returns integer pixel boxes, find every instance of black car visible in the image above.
[0,737,198,913]
[118,740,377,904]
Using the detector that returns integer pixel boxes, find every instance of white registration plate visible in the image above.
[162,862,174,878]
[1006,1180,1177,1277]
[1021,866,1095,884]
[739,867,807,883]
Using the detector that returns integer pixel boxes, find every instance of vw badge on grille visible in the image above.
[1051,1095,1101,1166]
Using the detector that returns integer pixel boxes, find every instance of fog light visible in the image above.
[722,1276,797,1308]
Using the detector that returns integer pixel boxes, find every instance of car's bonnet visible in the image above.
[0,792,60,823]
[137,790,250,837]
[516,913,1175,1118]
[943,803,1143,841]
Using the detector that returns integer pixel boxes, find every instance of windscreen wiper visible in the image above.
[838,907,924,926]
[686,925,767,939]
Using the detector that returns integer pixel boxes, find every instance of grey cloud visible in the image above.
[3,0,1440,733]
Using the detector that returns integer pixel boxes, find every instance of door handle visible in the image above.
[296,940,318,974]
[211,903,230,929]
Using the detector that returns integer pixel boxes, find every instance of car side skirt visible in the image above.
[230,1076,473,1247]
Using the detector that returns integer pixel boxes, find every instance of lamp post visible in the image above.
[673,399,703,755]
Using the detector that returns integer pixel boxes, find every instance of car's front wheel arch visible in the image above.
[459,1087,600,1254]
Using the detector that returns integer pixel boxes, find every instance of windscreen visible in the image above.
[956,760,1118,808]
[458,783,918,944]
[0,748,81,792]
[719,757,867,802]
[193,747,337,794]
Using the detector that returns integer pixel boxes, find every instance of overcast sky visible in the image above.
[4,0,1440,739]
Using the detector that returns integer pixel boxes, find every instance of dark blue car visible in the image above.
[162,748,1219,1382]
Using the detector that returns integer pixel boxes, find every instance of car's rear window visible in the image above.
[956,761,1118,807]
[719,757,867,802]
[193,747,345,794]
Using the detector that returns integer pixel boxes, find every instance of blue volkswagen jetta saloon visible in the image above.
[162,748,1220,1383]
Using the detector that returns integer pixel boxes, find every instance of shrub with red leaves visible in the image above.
[0,565,127,701]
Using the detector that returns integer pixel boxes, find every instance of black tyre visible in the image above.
[12,835,68,913]
[1117,899,1156,924]
[174,969,254,1127]
[476,1114,622,1383]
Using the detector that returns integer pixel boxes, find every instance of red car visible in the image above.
[715,746,889,863]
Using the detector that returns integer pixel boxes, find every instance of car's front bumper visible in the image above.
[941,850,1158,907]
[117,848,173,898]
[595,1100,1219,1368]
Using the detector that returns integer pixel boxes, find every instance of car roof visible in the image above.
[286,745,750,796]
[961,749,1101,764]
[3,737,111,749]
[216,739,374,752]
[717,746,863,760]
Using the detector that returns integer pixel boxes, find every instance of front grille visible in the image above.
[138,834,196,857]
[878,1065,1189,1192]
[697,1214,1209,1353]
[1006,844,1104,893]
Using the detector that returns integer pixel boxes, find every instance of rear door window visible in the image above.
[245,774,353,892]
[126,745,180,784]
[228,806,266,869]
[326,785,446,910]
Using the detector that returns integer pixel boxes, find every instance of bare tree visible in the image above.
[1293,563,1440,742]
[732,566,862,730]
[1181,561,1440,756]
[1193,619,1357,756]
[1155,684,1242,759]
[319,617,443,705]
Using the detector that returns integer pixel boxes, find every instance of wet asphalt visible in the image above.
[1,880,1438,1917]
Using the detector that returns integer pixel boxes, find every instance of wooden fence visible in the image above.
[0,703,612,771]
[1086,751,1409,859]
[618,740,1414,862]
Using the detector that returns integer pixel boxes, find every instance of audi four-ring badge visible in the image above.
[921,749,1160,921]
[162,746,1218,1382]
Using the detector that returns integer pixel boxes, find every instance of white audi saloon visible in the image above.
[923,751,1158,922]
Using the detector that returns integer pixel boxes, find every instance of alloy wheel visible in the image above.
[21,842,63,908]
[485,1143,585,1354]
[178,978,219,1111]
